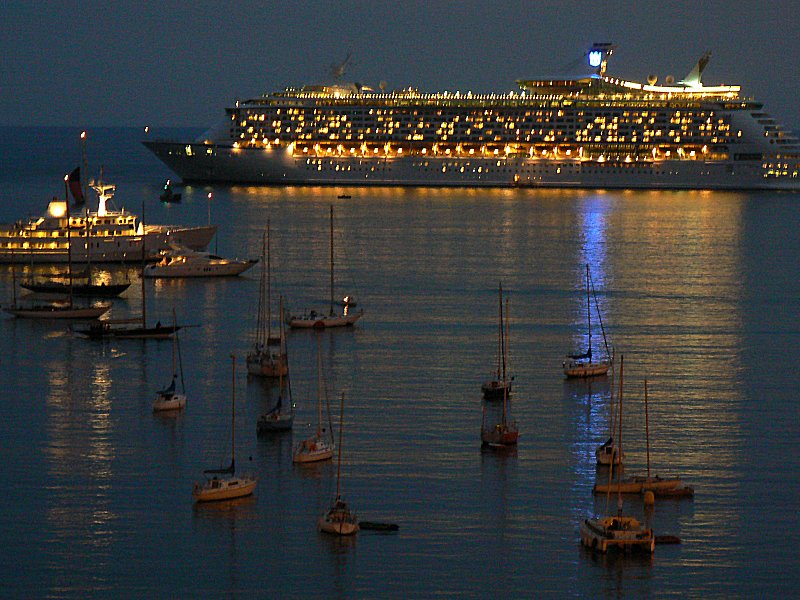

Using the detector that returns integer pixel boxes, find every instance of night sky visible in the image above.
[2,1,798,130]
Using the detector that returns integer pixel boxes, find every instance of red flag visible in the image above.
[68,167,85,205]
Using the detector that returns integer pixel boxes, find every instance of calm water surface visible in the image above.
[0,128,798,597]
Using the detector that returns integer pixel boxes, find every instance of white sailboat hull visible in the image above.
[293,436,334,463]
[153,392,186,412]
[288,309,363,329]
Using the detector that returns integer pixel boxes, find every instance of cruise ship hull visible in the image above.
[144,141,800,191]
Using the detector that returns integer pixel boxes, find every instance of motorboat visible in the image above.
[144,248,257,278]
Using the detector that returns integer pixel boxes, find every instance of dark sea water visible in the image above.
[0,127,798,598]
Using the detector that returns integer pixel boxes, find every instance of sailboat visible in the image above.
[318,392,359,535]
[293,335,334,463]
[593,378,692,496]
[256,300,295,433]
[74,202,180,339]
[595,359,624,465]
[153,310,187,412]
[580,354,655,553]
[4,175,111,320]
[563,263,612,378]
[247,222,288,376]
[288,205,363,329]
[481,282,513,400]
[480,289,519,448]
[193,354,257,502]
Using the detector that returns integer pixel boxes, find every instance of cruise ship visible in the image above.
[144,44,800,190]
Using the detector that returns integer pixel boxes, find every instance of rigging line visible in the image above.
[589,269,611,358]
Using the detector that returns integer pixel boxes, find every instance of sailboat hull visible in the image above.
[563,359,611,378]
[153,392,186,412]
[75,323,180,339]
[481,423,519,447]
[580,517,655,553]
[293,436,334,463]
[288,310,363,329]
[257,412,293,433]
[592,476,683,495]
[192,475,257,502]
[318,509,359,536]
[246,351,288,377]
[4,304,110,319]
[20,281,131,297]
[481,379,511,400]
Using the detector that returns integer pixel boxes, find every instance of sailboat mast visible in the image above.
[64,175,73,307]
[496,283,503,380]
[585,264,591,358]
[617,354,624,514]
[501,296,509,425]
[645,379,651,478]
[335,392,345,500]
[329,205,335,316]
[504,292,510,386]
[140,202,146,328]
[171,308,178,379]
[231,353,236,471]
[316,334,323,435]
[267,219,272,343]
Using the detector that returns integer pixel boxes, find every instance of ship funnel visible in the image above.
[679,51,712,88]
[587,42,616,76]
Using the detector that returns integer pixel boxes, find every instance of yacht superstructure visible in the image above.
[0,182,217,263]
[144,44,800,190]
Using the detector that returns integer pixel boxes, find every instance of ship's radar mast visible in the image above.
[587,43,616,76]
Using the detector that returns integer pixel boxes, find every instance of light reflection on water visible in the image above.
[1,132,799,597]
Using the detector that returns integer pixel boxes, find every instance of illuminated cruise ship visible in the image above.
[144,44,800,190]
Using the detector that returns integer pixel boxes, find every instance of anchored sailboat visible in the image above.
[593,378,692,496]
[318,392,359,535]
[480,286,519,448]
[193,354,257,502]
[482,282,513,400]
[563,264,612,378]
[596,359,624,465]
[580,354,655,553]
[288,205,363,329]
[293,335,334,463]
[256,299,295,433]
[153,309,187,412]
[247,221,288,376]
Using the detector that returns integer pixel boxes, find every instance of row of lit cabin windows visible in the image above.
[244,112,727,130]
[235,125,739,147]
